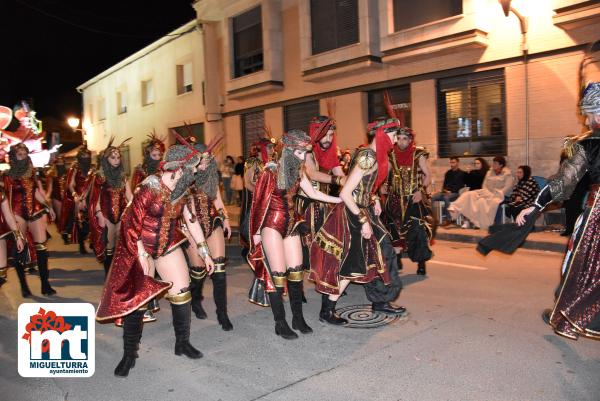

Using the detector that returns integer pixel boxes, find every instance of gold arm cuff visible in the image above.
[12,230,24,242]
[217,208,229,220]
[272,275,287,288]
[197,241,211,260]
[287,271,304,282]
[166,291,192,305]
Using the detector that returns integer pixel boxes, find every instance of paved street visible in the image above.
[0,230,598,401]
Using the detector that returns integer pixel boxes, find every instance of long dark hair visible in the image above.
[518,165,532,181]
[474,157,490,174]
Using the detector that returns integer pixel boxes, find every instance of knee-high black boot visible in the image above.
[417,261,427,275]
[15,260,32,298]
[114,310,144,377]
[287,267,312,334]
[212,258,233,331]
[36,244,56,296]
[189,266,207,319]
[170,292,203,359]
[319,294,347,325]
[103,248,114,276]
[268,283,297,340]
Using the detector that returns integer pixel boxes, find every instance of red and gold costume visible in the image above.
[3,170,47,222]
[384,139,434,262]
[87,174,128,261]
[96,174,190,320]
[248,166,302,304]
[47,168,66,203]
[60,162,94,242]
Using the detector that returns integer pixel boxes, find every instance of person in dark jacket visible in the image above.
[431,157,466,224]
[464,157,489,190]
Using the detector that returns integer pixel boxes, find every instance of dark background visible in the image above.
[1,0,195,127]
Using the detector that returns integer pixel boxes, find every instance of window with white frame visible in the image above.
[177,62,193,95]
[310,0,359,55]
[117,91,127,114]
[141,79,154,106]
[393,0,462,32]
[232,6,263,78]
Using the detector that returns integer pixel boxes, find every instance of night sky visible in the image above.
[1,0,196,123]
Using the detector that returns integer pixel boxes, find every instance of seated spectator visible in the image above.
[448,156,513,229]
[504,165,540,220]
[431,157,466,225]
[464,157,489,190]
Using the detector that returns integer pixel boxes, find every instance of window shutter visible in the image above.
[233,6,263,78]
[311,0,358,55]
[242,111,265,157]
[367,85,411,125]
[284,100,321,134]
[393,0,462,32]
[183,63,193,87]
[437,69,506,158]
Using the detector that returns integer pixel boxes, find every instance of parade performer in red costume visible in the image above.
[184,138,234,331]
[0,187,26,287]
[310,118,405,324]
[131,131,165,190]
[96,141,215,377]
[45,155,68,240]
[61,144,94,254]
[249,129,341,339]
[3,144,56,296]
[240,133,276,257]
[88,137,133,274]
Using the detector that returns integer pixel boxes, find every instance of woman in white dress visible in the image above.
[448,156,513,229]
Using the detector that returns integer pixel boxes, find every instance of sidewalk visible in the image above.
[225,204,568,253]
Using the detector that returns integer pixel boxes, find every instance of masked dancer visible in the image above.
[249,129,341,339]
[240,134,276,258]
[45,155,68,242]
[3,143,56,296]
[185,139,234,331]
[88,137,134,275]
[96,141,215,377]
[61,144,94,254]
[131,132,165,190]
[0,187,26,287]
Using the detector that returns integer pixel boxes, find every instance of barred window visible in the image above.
[437,69,507,158]
[284,100,320,134]
[367,85,411,125]
[233,6,263,78]
[241,111,265,157]
[310,0,359,55]
[393,0,462,32]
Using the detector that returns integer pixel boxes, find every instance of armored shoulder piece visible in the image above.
[356,148,376,171]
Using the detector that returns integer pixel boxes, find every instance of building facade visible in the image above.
[194,0,600,181]
[77,21,206,172]
[78,1,600,180]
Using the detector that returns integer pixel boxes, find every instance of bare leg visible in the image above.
[184,230,208,319]
[28,216,55,295]
[0,239,7,286]
[260,227,297,339]
[154,247,202,359]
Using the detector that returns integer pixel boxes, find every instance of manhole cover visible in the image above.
[336,304,408,329]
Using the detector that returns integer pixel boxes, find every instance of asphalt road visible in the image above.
[0,233,598,401]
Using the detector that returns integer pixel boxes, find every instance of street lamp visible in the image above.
[499,0,530,164]
[67,117,80,130]
[66,116,86,144]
